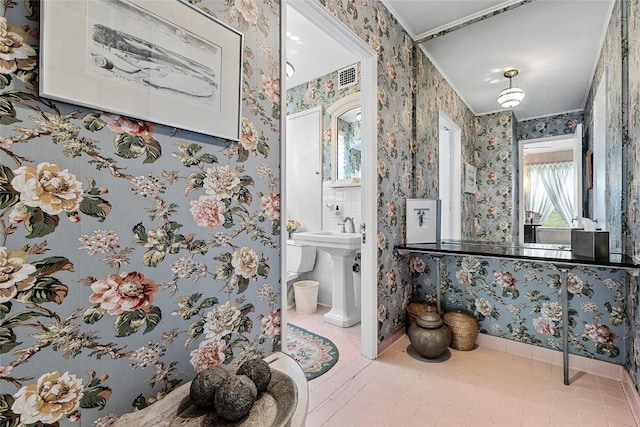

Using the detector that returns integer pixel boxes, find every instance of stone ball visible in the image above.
[236,358,272,394]
[214,375,258,421]
[189,366,229,409]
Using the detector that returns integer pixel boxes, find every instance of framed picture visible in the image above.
[464,162,477,193]
[40,0,243,141]
[406,199,441,244]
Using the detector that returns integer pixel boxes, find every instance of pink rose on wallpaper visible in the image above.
[455,270,472,286]
[323,80,334,92]
[189,338,227,372]
[386,200,396,217]
[487,137,496,147]
[190,196,226,229]
[261,74,280,104]
[494,271,518,289]
[106,115,152,136]
[387,132,397,150]
[566,273,584,294]
[387,62,397,80]
[533,317,555,336]
[487,171,497,181]
[385,269,396,287]
[305,88,314,101]
[487,206,498,215]
[261,310,281,338]
[261,193,280,221]
[89,272,158,315]
[584,323,617,345]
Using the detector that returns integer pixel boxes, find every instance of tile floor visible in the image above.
[287,305,638,427]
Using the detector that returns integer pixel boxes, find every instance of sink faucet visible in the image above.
[340,217,356,233]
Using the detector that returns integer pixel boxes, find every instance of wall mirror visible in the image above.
[418,1,621,250]
[327,92,362,187]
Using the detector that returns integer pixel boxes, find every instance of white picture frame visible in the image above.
[40,0,243,141]
[464,162,477,193]
[406,199,441,244]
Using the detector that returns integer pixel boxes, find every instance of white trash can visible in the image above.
[293,280,319,314]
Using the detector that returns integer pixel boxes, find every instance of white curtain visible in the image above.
[528,161,574,225]
[525,166,553,222]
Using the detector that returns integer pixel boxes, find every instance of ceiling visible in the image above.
[286,0,615,121]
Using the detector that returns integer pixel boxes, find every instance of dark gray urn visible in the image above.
[189,366,229,409]
[408,305,452,359]
[214,375,258,421]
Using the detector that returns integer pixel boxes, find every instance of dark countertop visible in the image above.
[395,240,640,269]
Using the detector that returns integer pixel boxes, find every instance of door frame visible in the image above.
[282,1,379,359]
[438,112,462,241]
[517,124,583,243]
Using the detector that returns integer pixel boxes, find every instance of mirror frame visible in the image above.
[327,92,361,187]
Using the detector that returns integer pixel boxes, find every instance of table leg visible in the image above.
[559,266,570,385]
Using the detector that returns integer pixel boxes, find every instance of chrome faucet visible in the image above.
[340,216,356,233]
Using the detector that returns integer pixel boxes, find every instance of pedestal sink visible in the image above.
[293,231,361,327]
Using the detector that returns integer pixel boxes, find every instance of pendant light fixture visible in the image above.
[285,60,295,79]
[497,69,525,108]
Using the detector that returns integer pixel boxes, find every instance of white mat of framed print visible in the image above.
[40,0,243,141]
[464,162,477,193]
[406,199,441,244]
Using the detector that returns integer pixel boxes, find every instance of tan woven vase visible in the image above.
[443,309,479,351]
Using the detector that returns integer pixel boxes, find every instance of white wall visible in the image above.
[297,182,361,306]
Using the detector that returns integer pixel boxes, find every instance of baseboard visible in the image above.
[623,370,640,426]
[476,333,625,381]
[378,328,405,354]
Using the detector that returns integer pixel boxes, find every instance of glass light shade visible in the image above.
[497,86,526,108]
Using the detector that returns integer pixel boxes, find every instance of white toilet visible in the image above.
[286,240,316,309]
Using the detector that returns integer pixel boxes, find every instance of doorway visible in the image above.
[438,112,462,241]
[518,124,583,244]
[593,73,607,228]
[282,1,378,359]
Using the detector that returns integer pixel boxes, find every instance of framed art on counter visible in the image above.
[406,199,441,244]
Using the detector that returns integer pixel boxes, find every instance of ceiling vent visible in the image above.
[338,64,358,89]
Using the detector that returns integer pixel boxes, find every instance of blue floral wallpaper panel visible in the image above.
[624,0,640,400]
[583,0,624,253]
[411,255,628,364]
[473,112,517,243]
[517,111,583,141]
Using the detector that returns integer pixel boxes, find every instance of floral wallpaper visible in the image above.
[473,112,517,243]
[517,111,583,141]
[414,49,477,237]
[411,255,628,365]
[624,0,640,400]
[286,64,359,180]
[0,0,283,425]
[583,0,623,254]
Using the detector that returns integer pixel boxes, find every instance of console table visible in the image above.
[395,240,640,385]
